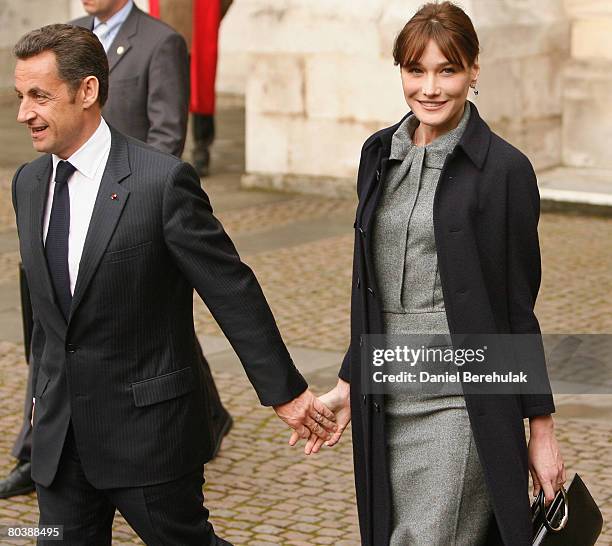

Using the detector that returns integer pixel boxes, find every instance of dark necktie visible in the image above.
[45,160,76,320]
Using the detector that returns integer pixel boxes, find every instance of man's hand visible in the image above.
[289,378,351,455]
[273,389,337,442]
[528,415,566,505]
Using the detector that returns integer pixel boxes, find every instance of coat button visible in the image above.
[367,287,375,297]
[356,276,360,288]
[66,344,77,353]
[374,402,381,412]
[358,227,366,239]
[376,170,381,181]
[362,394,367,404]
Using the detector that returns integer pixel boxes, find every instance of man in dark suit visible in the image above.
[12,24,335,544]
[0,0,231,500]
[72,0,233,457]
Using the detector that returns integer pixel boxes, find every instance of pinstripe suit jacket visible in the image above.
[12,127,307,488]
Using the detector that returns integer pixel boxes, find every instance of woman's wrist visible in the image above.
[529,414,555,437]
[335,378,350,400]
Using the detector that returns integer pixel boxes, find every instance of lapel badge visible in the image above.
[111,193,118,200]
[116,46,125,55]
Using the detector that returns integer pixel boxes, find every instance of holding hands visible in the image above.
[288,378,351,455]
[273,388,338,442]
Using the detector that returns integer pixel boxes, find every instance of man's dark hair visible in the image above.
[14,24,109,107]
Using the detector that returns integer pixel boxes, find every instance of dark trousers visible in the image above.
[36,425,232,546]
[192,114,215,174]
[12,362,33,461]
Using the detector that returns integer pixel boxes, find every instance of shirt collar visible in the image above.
[52,118,111,180]
[93,0,134,32]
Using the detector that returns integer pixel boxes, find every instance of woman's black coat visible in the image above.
[338,102,555,546]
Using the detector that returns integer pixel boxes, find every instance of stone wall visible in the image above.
[228,0,570,196]
[562,0,612,169]
[0,0,71,87]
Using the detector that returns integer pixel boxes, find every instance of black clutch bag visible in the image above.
[532,473,603,545]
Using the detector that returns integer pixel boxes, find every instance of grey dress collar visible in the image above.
[372,102,472,315]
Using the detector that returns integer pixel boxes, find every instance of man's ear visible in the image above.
[81,76,100,109]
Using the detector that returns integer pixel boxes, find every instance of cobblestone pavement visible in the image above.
[0,100,611,544]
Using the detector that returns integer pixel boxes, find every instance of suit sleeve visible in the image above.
[506,155,555,418]
[146,32,189,157]
[162,161,308,406]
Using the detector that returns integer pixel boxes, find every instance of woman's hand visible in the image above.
[528,415,566,505]
[289,379,351,455]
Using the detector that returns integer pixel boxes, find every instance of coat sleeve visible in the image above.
[146,32,189,157]
[338,231,359,383]
[506,154,555,418]
[338,140,374,383]
[162,161,308,406]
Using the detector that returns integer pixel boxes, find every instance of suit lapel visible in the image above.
[69,129,131,320]
[29,157,58,306]
[106,5,140,72]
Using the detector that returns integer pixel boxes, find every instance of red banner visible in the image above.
[148,0,160,17]
[190,0,220,115]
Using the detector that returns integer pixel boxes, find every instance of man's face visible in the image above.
[81,0,128,20]
[15,51,86,159]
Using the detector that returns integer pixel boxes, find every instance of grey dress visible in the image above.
[372,103,493,546]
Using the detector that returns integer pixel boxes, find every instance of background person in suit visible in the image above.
[0,0,231,500]
[75,0,188,157]
[12,23,335,545]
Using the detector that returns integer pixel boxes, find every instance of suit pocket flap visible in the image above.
[131,366,194,407]
[103,241,152,263]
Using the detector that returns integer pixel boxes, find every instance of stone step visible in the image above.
[539,166,612,216]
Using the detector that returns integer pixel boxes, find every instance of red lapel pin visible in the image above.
[111,193,118,200]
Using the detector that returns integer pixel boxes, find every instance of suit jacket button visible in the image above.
[362,394,367,404]
[66,344,77,353]
[374,402,381,412]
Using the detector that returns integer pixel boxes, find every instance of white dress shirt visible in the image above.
[92,0,134,52]
[43,118,112,295]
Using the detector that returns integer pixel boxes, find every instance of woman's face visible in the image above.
[400,39,479,134]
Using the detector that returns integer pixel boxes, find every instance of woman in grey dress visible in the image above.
[291,2,566,545]
[376,101,493,545]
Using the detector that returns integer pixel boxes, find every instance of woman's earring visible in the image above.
[470,82,479,96]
